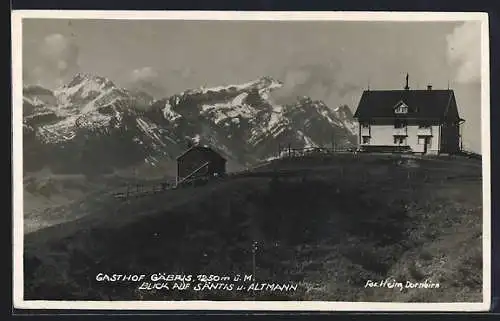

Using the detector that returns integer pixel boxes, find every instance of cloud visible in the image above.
[127,67,166,98]
[25,33,80,89]
[272,61,360,109]
[130,66,158,82]
[446,21,481,84]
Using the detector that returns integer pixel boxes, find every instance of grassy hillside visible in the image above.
[23,158,246,234]
[23,154,483,302]
[22,164,180,234]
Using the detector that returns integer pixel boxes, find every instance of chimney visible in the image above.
[427,85,433,91]
[404,73,410,90]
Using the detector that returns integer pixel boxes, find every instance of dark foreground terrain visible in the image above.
[23,154,483,302]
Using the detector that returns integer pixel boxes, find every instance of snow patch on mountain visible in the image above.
[36,119,77,143]
[268,105,285,130]
[316,108,343,127]
[136,118,166,147]
[201,101,256,125]
[333,105,357,136]
[163,101,182,122]
[232,92,249,106]
[180,76,283,97]
[24,96,46,108]
[248,106,290,146]
[145,155,159,166]
[296,130,317,148]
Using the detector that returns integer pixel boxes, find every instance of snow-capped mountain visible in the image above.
[24,73,154,143]
[22,73,357,176]
[333,104,357,136]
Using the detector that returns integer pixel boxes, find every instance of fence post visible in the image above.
[251,240,258,300]
[252,241,257,280]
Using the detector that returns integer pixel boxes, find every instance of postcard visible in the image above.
[12,10,491,312]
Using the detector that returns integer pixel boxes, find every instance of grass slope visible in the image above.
[23,154,483,302]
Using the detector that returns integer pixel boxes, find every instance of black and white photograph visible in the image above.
[12,11,491,311]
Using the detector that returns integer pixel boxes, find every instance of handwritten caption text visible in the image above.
[95,273,298,292]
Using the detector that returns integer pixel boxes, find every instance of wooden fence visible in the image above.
[110,147,358,200]
[276,146,356,159]
[111,144,479,200]
[112,181,176,199]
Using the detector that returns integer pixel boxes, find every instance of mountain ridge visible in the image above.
[22,73,357,177]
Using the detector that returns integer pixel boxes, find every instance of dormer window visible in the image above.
[394,101,409,114]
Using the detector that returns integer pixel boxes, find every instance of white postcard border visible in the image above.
[11,10,491,312]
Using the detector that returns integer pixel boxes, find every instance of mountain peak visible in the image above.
[334,104,354,118]
[334,104,349,111]
[253,76,283,88]
[63,72,116,90]
[54,72,121,106]
[23,84,54,96]
[294,96,327,107]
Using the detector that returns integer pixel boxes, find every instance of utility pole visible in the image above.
[251,240,258,300]
[252,240,258,281]
[460,126,464,152]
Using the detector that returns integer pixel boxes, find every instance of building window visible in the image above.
[418,122,431,128]
[395,106,408,114]
[394,119,407,128]
[418,136,432,147]
[393,136,406,145]
[361,122,370,128]
[362,136,370,144]
[394,101,409,114]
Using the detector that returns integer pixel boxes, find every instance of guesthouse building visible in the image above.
[353,74,465,154]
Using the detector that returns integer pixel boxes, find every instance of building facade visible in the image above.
[176,145,227,184]
[353,78,465,155]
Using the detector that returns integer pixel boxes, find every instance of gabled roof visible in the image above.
[176,145,227,161]
[354,89,457,119]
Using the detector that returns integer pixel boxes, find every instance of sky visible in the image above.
[22,18,484,153]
